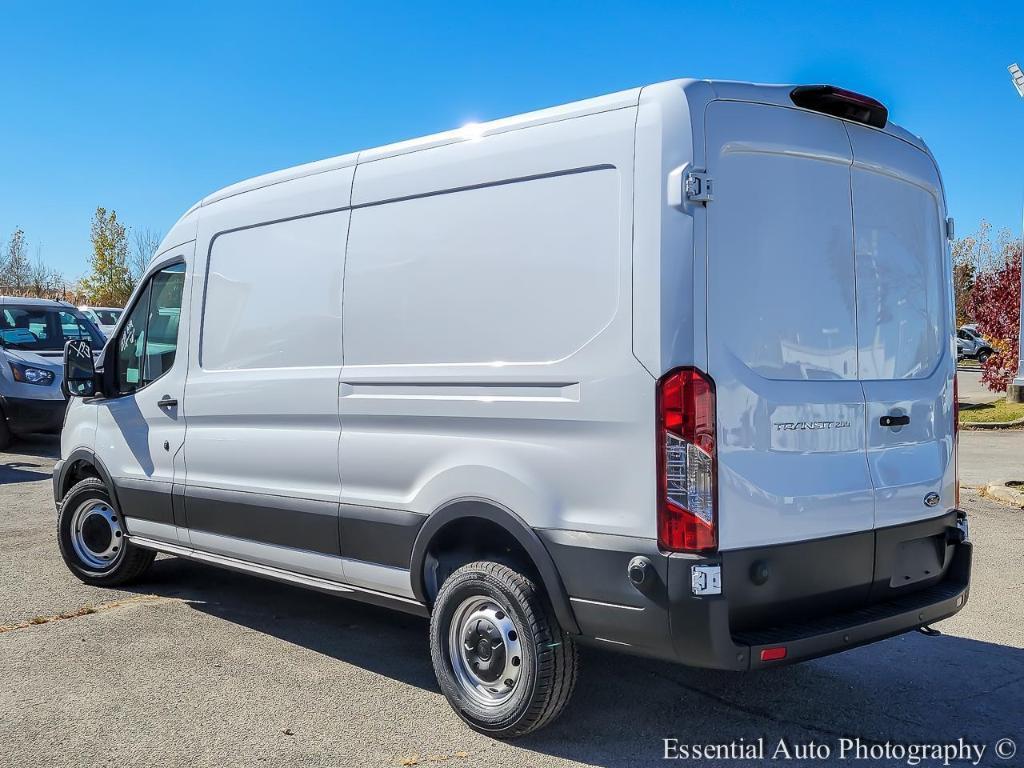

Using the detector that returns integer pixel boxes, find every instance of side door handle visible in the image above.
[157,396,178,408]
[879,414,910,428]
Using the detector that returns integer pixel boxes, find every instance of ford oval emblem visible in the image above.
[924,492,940,507]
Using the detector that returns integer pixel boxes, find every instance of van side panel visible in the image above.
[339,108,655,560]
[631,79,714,378]
[182,166,354,575]
[343,169,619,366]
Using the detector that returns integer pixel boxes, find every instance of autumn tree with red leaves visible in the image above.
[965,237,1021,393]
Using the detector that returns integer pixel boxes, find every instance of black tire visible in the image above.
[977,349,992,364]
[429,561,578,738]
[57,477,155,586]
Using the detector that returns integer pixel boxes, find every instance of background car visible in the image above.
[0,297,105,449]
[78,305,124,338]
[957,325,994,362]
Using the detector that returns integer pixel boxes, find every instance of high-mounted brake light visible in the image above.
[657,368,717,552]
[790,85,888,129]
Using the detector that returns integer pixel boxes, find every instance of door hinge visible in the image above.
[685,170,714,204]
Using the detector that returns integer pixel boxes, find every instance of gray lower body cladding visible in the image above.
[539,512,971,670]
[98,479,427,565]
[52,462,971,670]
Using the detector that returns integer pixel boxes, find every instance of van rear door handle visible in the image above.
[879,414,910,427]
[157,396,178,408]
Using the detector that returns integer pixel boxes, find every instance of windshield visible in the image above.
[0,305,105,351]
[82,308,121,325]
[94,309,121,325]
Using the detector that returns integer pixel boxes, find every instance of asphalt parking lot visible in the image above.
[2,435,1022,768]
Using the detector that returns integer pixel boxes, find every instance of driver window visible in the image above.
[115,263,185,394]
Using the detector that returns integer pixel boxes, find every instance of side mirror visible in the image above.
[64,340,97,397]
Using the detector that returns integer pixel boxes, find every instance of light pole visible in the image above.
[1008,64,1024,403]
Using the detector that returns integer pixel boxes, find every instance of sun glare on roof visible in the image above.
[458,122,486,141]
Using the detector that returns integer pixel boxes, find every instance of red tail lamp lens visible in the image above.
[657,368,717,552]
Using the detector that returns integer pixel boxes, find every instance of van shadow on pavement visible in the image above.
[133,556,1024,767]
[0,434,60,484]
[1,434,60,460]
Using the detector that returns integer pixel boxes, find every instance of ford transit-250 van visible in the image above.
[52,79,970,737]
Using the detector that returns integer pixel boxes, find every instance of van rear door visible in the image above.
[847,124,956,529]
[703,101,875,551]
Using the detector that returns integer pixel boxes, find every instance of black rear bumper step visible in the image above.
[732,544,971,670]
[734,579,966,647]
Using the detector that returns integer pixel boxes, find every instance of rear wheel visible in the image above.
[429,561,578,737]
[57,478,155,586]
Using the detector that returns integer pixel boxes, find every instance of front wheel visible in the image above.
[977,349,992,364]
[429,561,578,737]
[57,478,155,586]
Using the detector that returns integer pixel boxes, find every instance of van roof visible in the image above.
[186,78,931,213]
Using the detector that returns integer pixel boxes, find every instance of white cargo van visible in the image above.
[53,79,970,737]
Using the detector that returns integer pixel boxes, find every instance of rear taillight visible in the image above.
[790,85,888,129]
[657,368,717,552]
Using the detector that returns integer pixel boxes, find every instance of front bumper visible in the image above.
[540,512,972,671]
[1,395,68,435]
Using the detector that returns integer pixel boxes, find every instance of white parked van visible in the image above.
[53,79,970,737]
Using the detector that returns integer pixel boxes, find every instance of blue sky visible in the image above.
[2,1,1023,277]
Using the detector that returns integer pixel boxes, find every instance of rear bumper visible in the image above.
[735,565,969,669]
[0,395,67,434]
[540,513,971,671]
[674,542,971,670]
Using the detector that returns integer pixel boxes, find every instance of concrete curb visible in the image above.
[983,483,1024,508]
[959,401,1003,410]
[961,417,1024,430]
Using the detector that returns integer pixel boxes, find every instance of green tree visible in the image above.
[80,207,134,305]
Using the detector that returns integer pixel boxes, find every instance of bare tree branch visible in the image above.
[130,226,162,282]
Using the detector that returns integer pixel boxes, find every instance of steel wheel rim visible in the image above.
[70,499,125,571]
[448,595,524,708]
